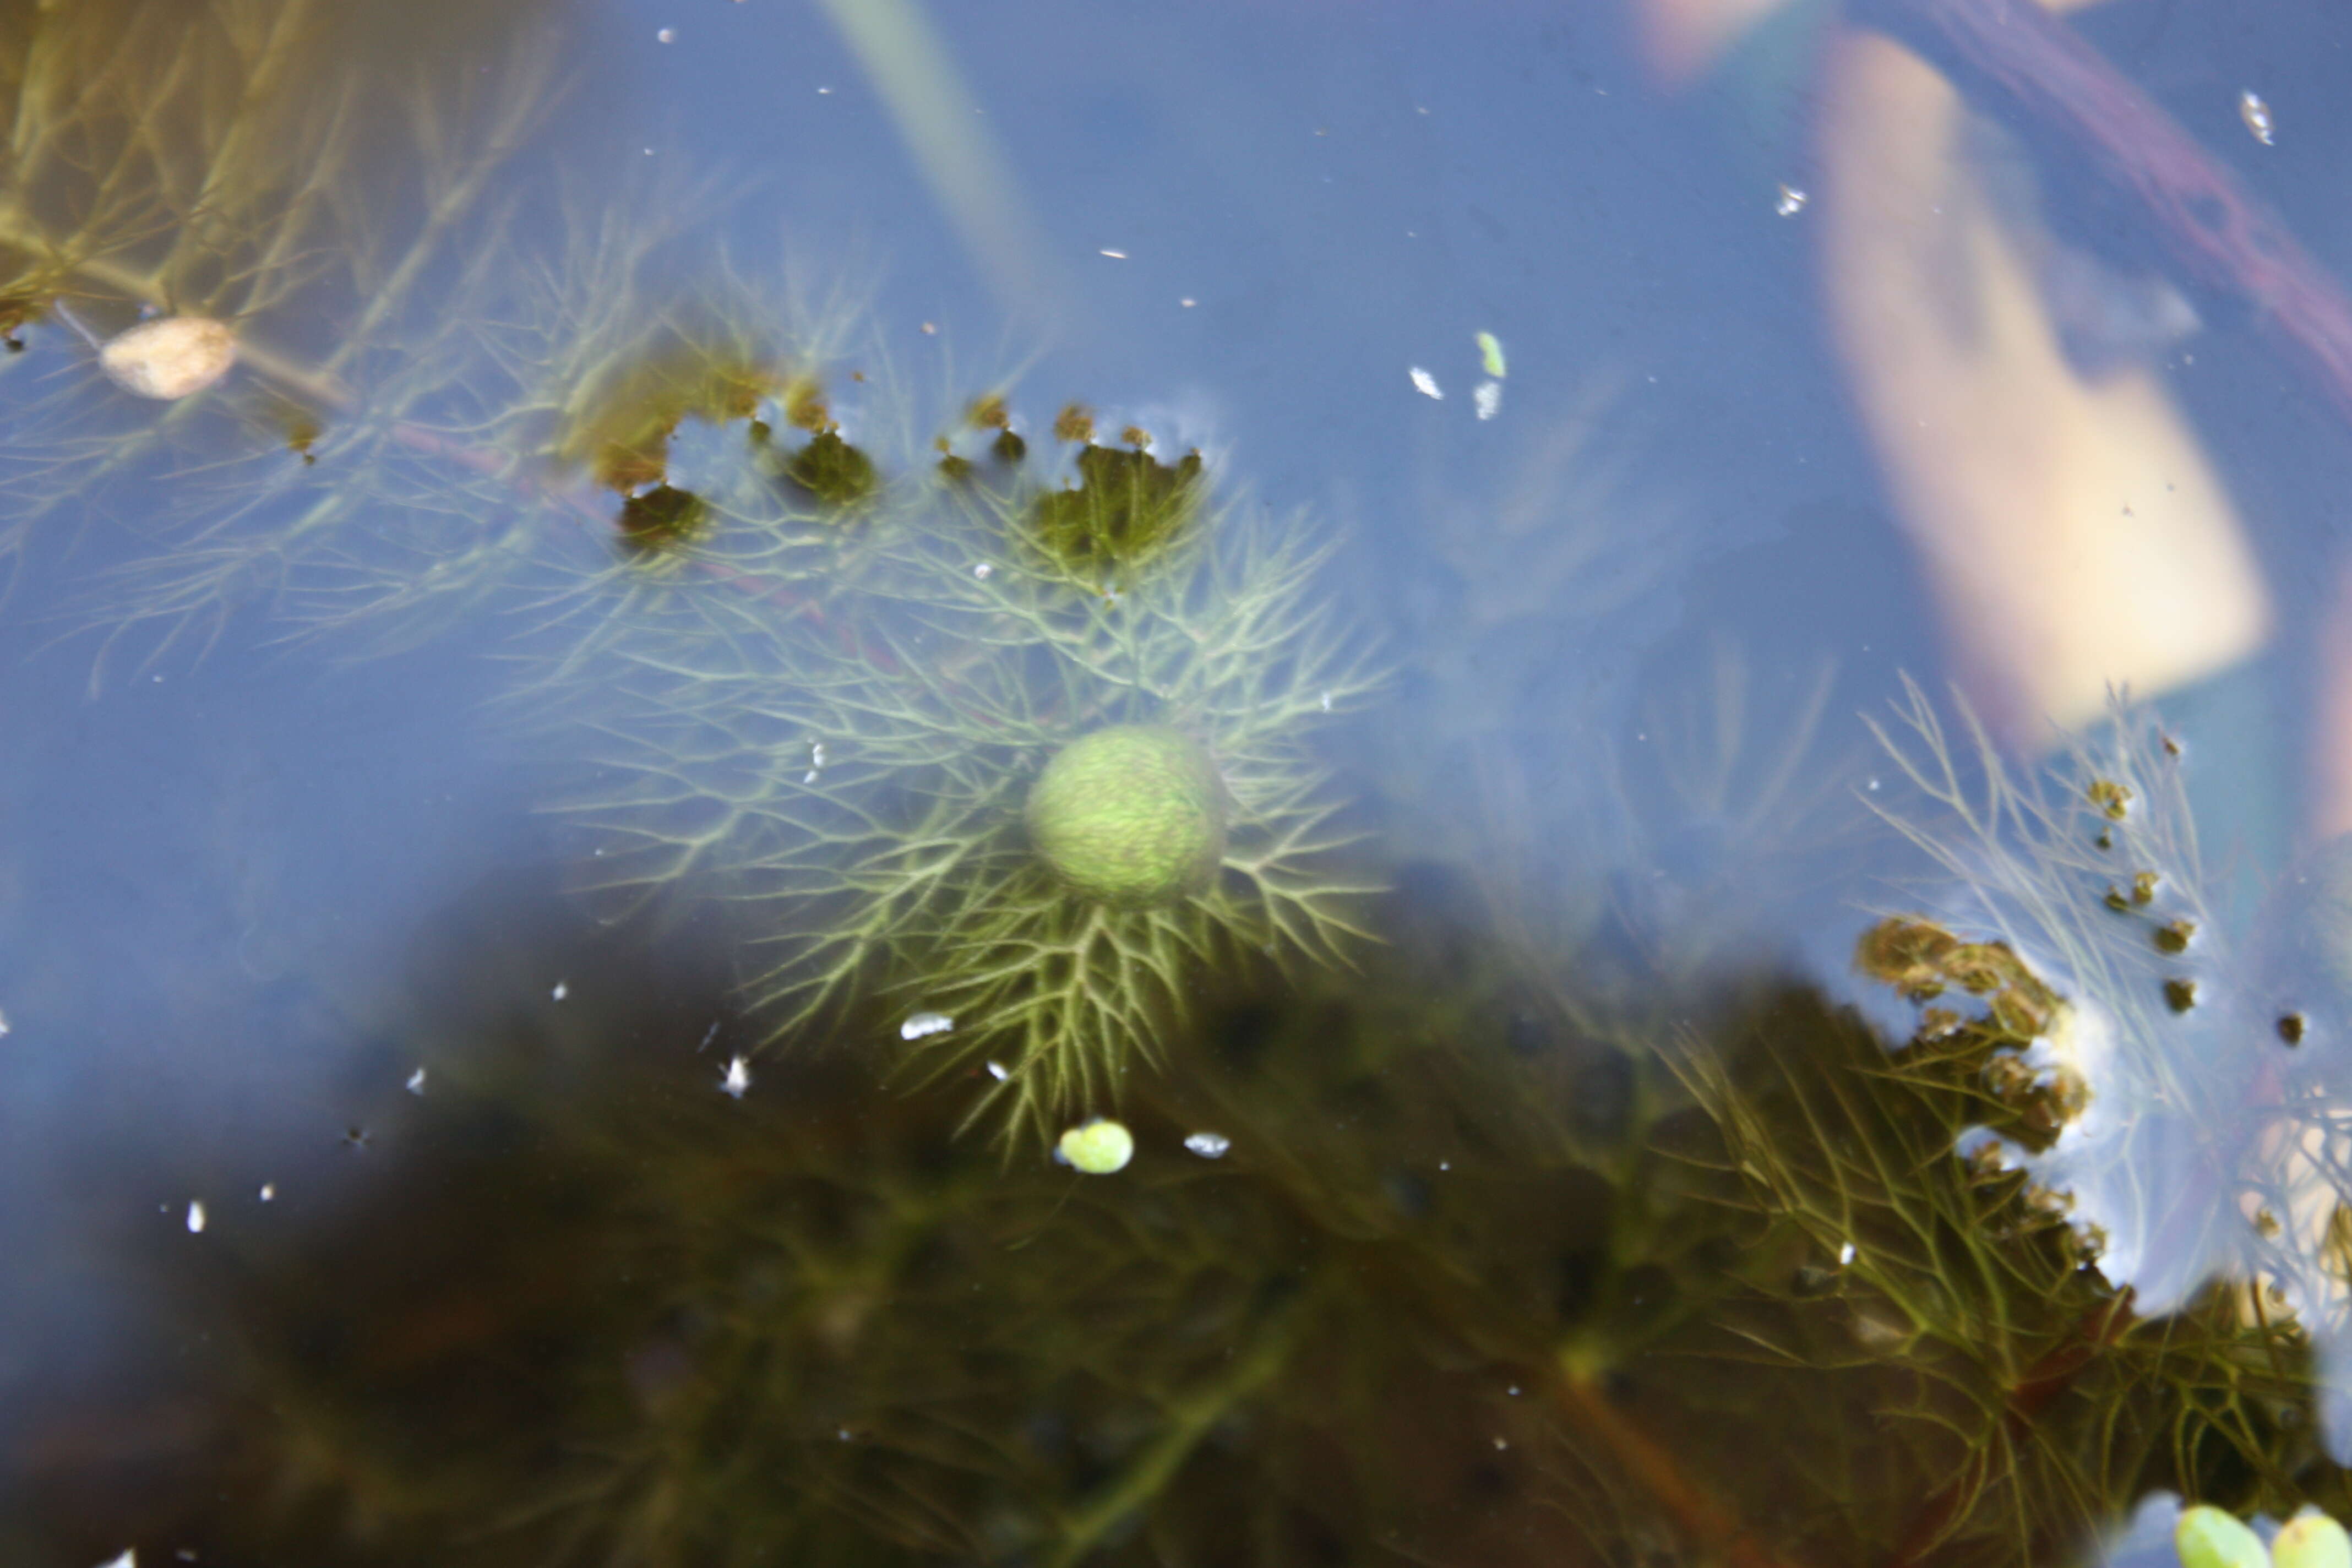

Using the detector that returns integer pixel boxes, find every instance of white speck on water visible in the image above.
[1099,248,1129,259]
[2240,89,2275,145]
[721,1055,752,1098]
[1438,1160,1451,1172]
[1839,1240,1856,1265]
[1179,297,1197,308]
[1473,379,1502,420]
[803,770,819,784]
[1184,1131,1231,1158]
[1409,366,1442,400]
[817,85,832,94]
[900,1011,955,1042]
[986,1060,1010,1081]
[1775,183,1809,217]
[1866,777,1881,792]
[1507,1385,1521,1396]
[186,1201,206,1234]
[406,1067,427,1096]
[1319,690,1332,712]
[973,562,993,579]
[697,1020,721,1052]
[259,1183,275,1202]
[552,980,568,1001]
[95,1551,135,1568]
[0,1005,10,1036]
[1492,1436,1510,1450]
[656,26,675,42]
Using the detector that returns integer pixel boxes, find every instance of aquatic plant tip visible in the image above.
[99,316,237,399]
[1025,726,1225,906]
[2176,1504,2269,1568]
[2277,1514,2352,1568]
[1055,1118,1134,1174]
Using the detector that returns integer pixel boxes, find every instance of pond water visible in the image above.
[7,0,2352,1563]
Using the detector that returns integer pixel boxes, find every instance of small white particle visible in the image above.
[186,1201,206,1234]
[812,742,826,767]
[1438,1160,1450,1172]
[406,1067,427,1096]
[1839,1241,1856,1265]
[96,1553,136,1568]
[837,1426,852,1441]
[1866,777,1881,792]
[721,1055,752,1098]
[1473,379,1502,421]
[1099,248,1128,260]
[552,980,568,1001]
[259,1183,275,1202]
[900,1010,955,1041]
[1179,297,1197,308]
[1775,183,1809,217]
[973,562,993,579]
[1319,690,1332,712]
[1183,1131,1231,1158]
[1492,1436,1509,1450]
[986,1061,1010,1081]
[0,1005,10,1036]
[656,26,675,42]
[817,85,832,94]
[643,146,655,156]
[803,770,819,784]
[1506,1385,1521,1396]
[2240,89,2275,145]
[1409,366,1442,400]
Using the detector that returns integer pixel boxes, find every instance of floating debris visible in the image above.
[2275,1513,2352,1568]
[1474,330,1507,379]
[2175,1504,2267,1568]
[899,1010,955,1042]
[1473,379,1502,421]
[186,1200,206,1234]
[720,1055,752,1098]
[2240,89,2275,146]
[1775,182,1809,217]
[1408,366,1442,400]
[406,1066,428,1096]
[551,979,569,1001]
[258,1183,275,1202]
[1183,1131,1231,1159]
[99,315,237,399]
[1055,1118,1134,1174]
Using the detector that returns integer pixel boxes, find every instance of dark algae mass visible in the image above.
[13,1,2352,1566]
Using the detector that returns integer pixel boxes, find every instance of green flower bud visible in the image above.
[2276,1513,2352,1568]
[1026,726,1224,907]
[2176,1505,2268,1568]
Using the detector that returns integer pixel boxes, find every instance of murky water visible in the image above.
[8,0,2352,1562]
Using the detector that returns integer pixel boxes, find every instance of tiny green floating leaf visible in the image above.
[2276,1513,2352,1568]
[2175,1504,2269,1568]
[1474,329,1507,379]
[1055,1117,1134,1174]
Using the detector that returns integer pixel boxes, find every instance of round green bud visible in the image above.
[2175,1505,2268,1568]
[2277,1514,2352,1568]
[1057,1118,1135,1174]
[1026,726,1224,907]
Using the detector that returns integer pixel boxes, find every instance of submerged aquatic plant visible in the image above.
[0,0,562,627]
[545,393,1382,1147]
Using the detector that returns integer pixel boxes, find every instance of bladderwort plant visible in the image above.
[542,386,1386,1149]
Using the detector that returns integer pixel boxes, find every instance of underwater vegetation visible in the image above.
[538,381,1384,1149]
[0,0,563,641]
